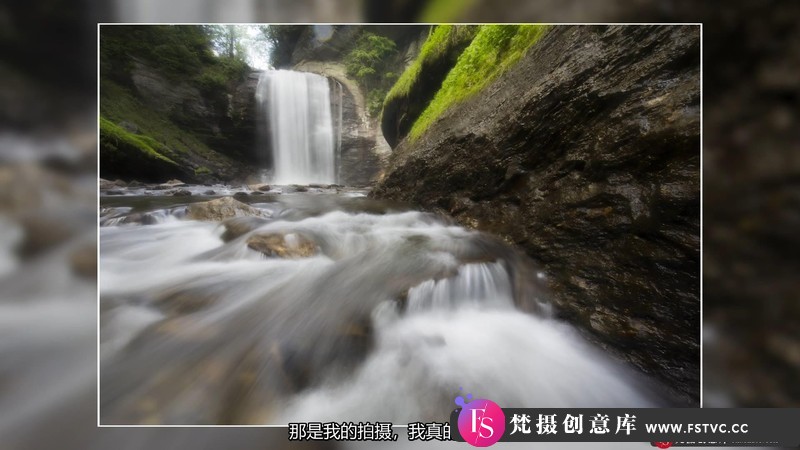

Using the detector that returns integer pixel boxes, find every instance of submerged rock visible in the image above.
[220,216,270,242]
[185,197,266,221]
[99,178,115,190]
[70,242,97,280]
[246,232,317,258]
[172,189,192,196]
[248,183,271,192]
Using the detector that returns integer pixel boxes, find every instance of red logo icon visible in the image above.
[653,443,673,449]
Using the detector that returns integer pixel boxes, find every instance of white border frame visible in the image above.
[96,22,704,428]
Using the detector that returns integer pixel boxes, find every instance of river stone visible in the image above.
[248,183,271,192]
[70,242,97,280]
[246,232,317,258]
[159,179,186,189]
[99,178,115,190]
[185,197,266,221]
[172,188,192,196]
[220,216,269,242]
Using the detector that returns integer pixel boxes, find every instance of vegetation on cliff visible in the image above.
[344,32,398,117]
[100,25,255,182]
[99,117,178,166]
[381,25,477,147]
[263,25,305,68]
[407,25,549,140]
[101,25,249,89]
[100,80,244,182]
[384,25,477,110]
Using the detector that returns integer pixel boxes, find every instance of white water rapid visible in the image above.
[98,191,665,425]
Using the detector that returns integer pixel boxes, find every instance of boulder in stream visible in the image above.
[246,232,317,258]
[185,197,266,221]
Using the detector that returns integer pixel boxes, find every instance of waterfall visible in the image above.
[256,70,338,185]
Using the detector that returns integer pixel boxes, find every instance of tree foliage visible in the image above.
[100,25,249,90]
[263,25,306,68]
[345,32,397,91]
[344,32,398,117]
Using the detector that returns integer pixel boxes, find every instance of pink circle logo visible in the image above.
[457,399,505,447]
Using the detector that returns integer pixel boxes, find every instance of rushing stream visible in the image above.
[100,186,664,425]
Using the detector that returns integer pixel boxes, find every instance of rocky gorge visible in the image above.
[374,25,701,402]
[98,24,701,424]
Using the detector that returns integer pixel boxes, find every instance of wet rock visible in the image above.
[248,183,271,192]
[70,242,97,280]
[221,216,269,242]
[17,213,81,257]
[203,190,216,195]
[160,179,186,188]
[119,120,139,133]
[153,288,218,315]
[121,212,159,226]
[99,178,115,190]
[172,189,192,196]
[185,197,267,221]
[233,191,249,200]
[246,232,317,258]
[105,189,125,196]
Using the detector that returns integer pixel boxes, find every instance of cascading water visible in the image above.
[97,190,669,425]
[256,70,338,185]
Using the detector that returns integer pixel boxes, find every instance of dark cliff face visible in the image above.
[374,25,701,403]
[130,60,259,171]
[100,60,258,184]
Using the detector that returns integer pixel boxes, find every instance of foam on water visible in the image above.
[97,197,665,424]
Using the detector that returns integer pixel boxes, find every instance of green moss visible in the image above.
[418,0,478,22]
[344,32,397,118]
[100,79,229,167]
[408,25,549,141]
[384,25,477,109]
[194,166,212,175]
[99,117,178,165]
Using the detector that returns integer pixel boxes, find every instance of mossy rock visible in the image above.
[99,117,185,182]
[382,25,478,148]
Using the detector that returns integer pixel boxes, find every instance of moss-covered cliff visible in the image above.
[374,25,701,403]
[99,25,258,183]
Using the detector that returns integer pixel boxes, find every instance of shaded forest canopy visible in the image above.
[100,25,250,95]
